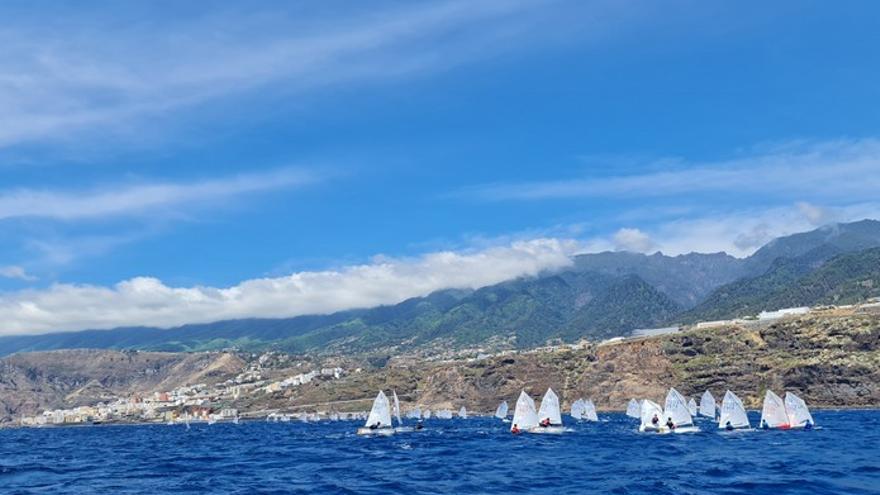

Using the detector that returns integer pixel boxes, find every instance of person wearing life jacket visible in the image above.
[651,414,660,426]
[415,420,424,431]
[539,417,551,428]
[511,423,521,434]
[369,422,381,430]
[760,419,768,430]
[725,420,734,431]
[665,417,675,430]
[804,420,813,431]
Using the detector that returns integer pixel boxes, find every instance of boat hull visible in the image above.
[529,426,566,434]
[357,427,395,436]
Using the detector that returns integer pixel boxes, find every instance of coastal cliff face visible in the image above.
[1,311,877,423]
[0,350,244,422]
[283,310,880,413]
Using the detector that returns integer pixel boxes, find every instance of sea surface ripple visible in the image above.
[1,410,878,494]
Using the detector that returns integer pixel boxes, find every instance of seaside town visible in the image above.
[15,299,880,428]
[18,353,348,427]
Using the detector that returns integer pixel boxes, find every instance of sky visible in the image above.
[1,0,880,335]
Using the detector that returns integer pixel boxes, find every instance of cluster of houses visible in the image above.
[18,354,347,427]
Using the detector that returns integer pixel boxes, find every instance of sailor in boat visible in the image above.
[665,417,676,431]
[804,420,813,431]
[539,417,551,428]
[651,414,660,427]
[511,423,521,434]
[724,420,734,431]
[368,421,381,430]
[416,420,424,431]
[760,419,769,430]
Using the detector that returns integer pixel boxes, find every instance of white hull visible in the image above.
[394,426,416,433]
[640,425,700,434]
[529,426,566,434]
[357,427,394,436]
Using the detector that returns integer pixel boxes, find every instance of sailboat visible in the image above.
[510,390,538,433]
[436,409,453,419]
[532,388,565,434]
[760,390,789,429]
[458,406,468,419]
[638,399,664,432]
[357,391,395,436]
[718,390,750,430]
[784,392,816,429]
[661,388,700,433]
[393,391,415,432]
[626,399,641,419]
[423,409,432,419]
[583,399,599,422]
[570,399,585,421]
[687,398,698,417]
[699,390,716,419]
[495,401,509,422]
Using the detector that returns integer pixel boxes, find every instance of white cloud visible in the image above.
[0,238,579,335]
[0,0,597,148]
[583,202,880,257]
[796,201,834,226]
[0,265,36,281]
[462,138,880,203]
[612,228,655,253]
[0,168,316,221]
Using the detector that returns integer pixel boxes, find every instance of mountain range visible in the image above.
[2,219,880,357]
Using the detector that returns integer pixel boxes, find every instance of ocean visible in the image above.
[1,410,878,494]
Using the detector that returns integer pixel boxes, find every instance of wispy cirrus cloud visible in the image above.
[0,0,602,149]
[459,138,880,202]
[0,168,317,221]
[0,238,579,335]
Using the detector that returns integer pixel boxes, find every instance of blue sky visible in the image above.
[1,0,880,334]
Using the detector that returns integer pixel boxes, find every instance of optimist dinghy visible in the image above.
[718,391,751,431]
[570,399,585,421]
[759,390,789,430]
[532,388,565,434]
[639,399,664,433]
[626,399,641,419]
[495,401,509,422]
[458,406,468,419]
[392,391,416,433]
[784,392,816,429]
[510,390,538,433]
[661,388,700,434]
[688,398,698,417]
[357,391,395,436]
[699,390,716,419]
[583,399,599,422]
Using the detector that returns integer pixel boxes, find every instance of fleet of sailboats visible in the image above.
[347,387,818,437]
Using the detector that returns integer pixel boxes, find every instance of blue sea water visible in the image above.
[1,410,878,494]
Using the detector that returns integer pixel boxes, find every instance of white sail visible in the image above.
[699,390,716,418]
[784,392,815,427]
[495,401,509,419]
[570,399,585,420]
[639,399,664,430]
[626,399,641,418]
[511,390,539,431]
[718,390,749,429]
[436,409,453,419]
[364,391,393,429]
[760,390,789,428]
[664,388,694,427]
[458,406,468,419]
[392,390,402,426]
[687,398,698,417]
[423,409,432,419]
[583,399,599,422]
[406,407,421,419]
[537,388,563,426]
